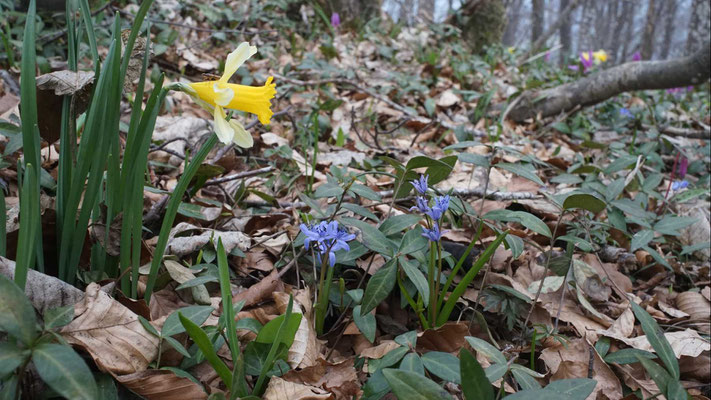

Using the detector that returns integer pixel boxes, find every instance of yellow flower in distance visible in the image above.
[186,42,276,148]
[593,50,608,63]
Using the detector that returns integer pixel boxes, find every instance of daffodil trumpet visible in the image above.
[173,42,276,148]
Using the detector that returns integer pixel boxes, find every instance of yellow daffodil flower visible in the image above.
[180,42,276,148]
[593,50,608,63]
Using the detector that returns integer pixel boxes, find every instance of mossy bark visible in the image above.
[459,0,506,54]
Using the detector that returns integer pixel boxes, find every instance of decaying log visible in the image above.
[509,42,710,122]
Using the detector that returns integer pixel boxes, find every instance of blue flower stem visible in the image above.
[427,241,437,325]
[315,252,332,335]
[433,240,443,323]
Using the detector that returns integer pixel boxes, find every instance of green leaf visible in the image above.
[361,259,397,315]
[349,183,382,201]
[636,354,672,395]
[164,336,192,358]
[458,153,490,168]
[32,343,97,400]
[369,347,409,373]
[544,378,597,399]
[505,390,569,400]
[465,336,506,364]
[163,306,214,337]
[495,163,544,186]
[604,348,657,364]
[511,366,541,390]
[399,353,425,375]
[380,214,422,236]
[681,242,711,256]
[484,210,551,238]
[421,351,461,384]
[630,230,654,251]
[313,182,344,198]
[137,316,159,337]
[353,305,376,343]
[341,217,393,256]
[399,257,429,305]
[398,227,428,255]
[235,318,263,334]
[255,313,302,348]
[630,302,679,379]
[175,275,219,290]
[654,216,696,236]
[43,304,74,330]
[382,368,450,400]
[341,203,378,221]
[563,193,606,214]
[395,331,418,348]
[556,235,593,252]
[179,312,233,390]
[0,343,27,377]
[460,349,494,400]
[0,274,38,345]
[484,363,507,383]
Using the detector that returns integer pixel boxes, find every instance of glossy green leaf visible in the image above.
[163,306,214,337]
[179,312,233,390]
[353,305,376,343]
[465,336,506,364]
[341,217,393,256]
[563,193,606,214]
[421,351,460,384]
[495,162,544,185]
[0,343,26,377]
[255,313,302,348]
[630,230,654,251]
[636,354,672,395]
[460,348,494,400]
[399,353,425,375]
[544,378,597,398]
[0,274,38,345]
[382,368,450,400]
[630,302,679,379]
[399,257,429,305]
[484,210,551,238]
[32,343,97,400]
[361,259,397,315]
[398,227,428,255]
[604,348,657,364]
[44,305,75,330]
[654,216,696,236]
[380,214,422,236]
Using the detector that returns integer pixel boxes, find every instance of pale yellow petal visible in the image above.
[212,83,235,107]
[220,42,258,83]
[229,119,254,148]
[213,106,233,144]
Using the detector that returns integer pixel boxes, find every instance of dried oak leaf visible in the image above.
[417,322,469,354]
[60,283,159,374]
[115,369,207,400]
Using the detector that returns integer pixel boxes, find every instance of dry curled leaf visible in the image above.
[60,283,159,374]
[116,369,207,400]
[676,291,711,321]
[282,358,361,400]
[262,377,332,400]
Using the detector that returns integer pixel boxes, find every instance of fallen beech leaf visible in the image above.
[262,377,332,400]
[675,291,711,321]
[601,304,635,338]
[540,338,622,399]
[417,322,469,353]
[282,358,361,400]
[544,298,606,342]
[658,301,689,319]
[273,291,320,369]
[233,269,283,308]
[116,369,207,400]
[599,328,710,358]
[359,340,399,359]
[61,283,159,374]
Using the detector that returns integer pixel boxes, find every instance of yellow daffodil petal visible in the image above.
[224,76,277,125]
[220,42,258,84]
[593,50,608,63]
[213,106,234,144]
[229,119,253,148]
[581,52,591,62]
[212,83,235,107]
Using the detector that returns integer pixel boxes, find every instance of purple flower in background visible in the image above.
[580,51,594,72]
[331,12,340,28]
[411,174,429,195]
[677,157,688,179]
[631,51,641,61]
[567,65,580,71]
[672,180,689,191]
[619,108,632,118]
[544,50,551,62]
[422,223,447,242]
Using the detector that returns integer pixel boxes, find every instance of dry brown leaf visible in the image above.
[417,322,469,353]
[601,304,635,338]
[600,328,710,358]
[658,301,690,319]
[61,283,159,374]
[233,269,283,308]
[360,340,399,359]
[676,291,711,321]
[540,338,622,399]
[245,249,276,272]
[115,369,207,400]
[163,260,210,305]
[282,358,361,400]
[547,298,606,342]
[262,377,332,400]
[273,291,322,369]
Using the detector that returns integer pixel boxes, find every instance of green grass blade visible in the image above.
[0,186,6,257]
[15,164,38,289]
[179,312,233,390]
[436,231,508,327]
[144,134,218,303]
[78,0,99,73]
[253,295,295,396]
[630,301,680,380]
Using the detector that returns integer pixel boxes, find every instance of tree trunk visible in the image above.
[620,0,637,60]
[531,0,544,42]
[502,0,523,46]
[508,42,710,122]
[558,0,572,64]
[519,0,580,62]
[686,0,711,54]
[576,0,593,52]
[610,0,632,62]
[460,0,507,54]
[419,0,435,22]
[659,0,678,59]
[640,0,656,59]
[602,1,618,52]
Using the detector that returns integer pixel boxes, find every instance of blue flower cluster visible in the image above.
[672,180,689,191]
[409,174,450,242]
[300,221,356,267]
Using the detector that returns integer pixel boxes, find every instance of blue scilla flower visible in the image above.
[410,196,431,214]
[620,108,632,118]
[300,221,356,267]
[426,195,450,220]
[672,180,689,191]
[410,174,429,195]
[422,223,447,242]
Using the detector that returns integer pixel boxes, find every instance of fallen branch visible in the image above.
[509,42,711,122]
[647,124,711,140]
